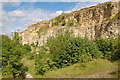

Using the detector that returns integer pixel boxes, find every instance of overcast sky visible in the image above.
[0,0,112,35]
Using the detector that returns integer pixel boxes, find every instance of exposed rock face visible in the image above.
[20,1,120,46]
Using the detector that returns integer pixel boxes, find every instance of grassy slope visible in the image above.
[0,68,1,79]
[21,57,42,78]
[21,57,118,78]
[43,59,118,78]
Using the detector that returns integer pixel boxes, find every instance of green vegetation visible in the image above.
[113,12,120,20]
[96,37,119,61]
[1,32,31,78]
[47,30,102,63]
[66,18,79,26]
[22,58,118,78]
[1,30,119,78]
[51,13,80,27]
[35,31,115,75]
[37,25,49,35]
[21,57,41,78]
[43,59,118,78]
[102,12,120,22]
[52,13,65,26]
[34,30,119,76]
[0,69,1,78]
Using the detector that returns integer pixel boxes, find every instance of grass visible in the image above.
[112,12,120,20]
[21,57,42,78]
[102,12,120,22]
[0,68,2,79]
[21,58,118,78]
[37,25,49,35]
[42,59,118,78]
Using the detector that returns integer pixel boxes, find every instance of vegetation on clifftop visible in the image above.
[113,12,120,20]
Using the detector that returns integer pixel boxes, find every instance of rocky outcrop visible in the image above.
[20,1,120,46]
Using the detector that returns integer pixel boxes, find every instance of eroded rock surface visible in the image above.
[20,1,120,46]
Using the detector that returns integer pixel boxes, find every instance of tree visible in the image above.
[2,34,29,78]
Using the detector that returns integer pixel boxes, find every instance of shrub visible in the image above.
[37,25,49,35]
[47,30,102,68]
[35,30,119,75]
[52,13,65,26]
[113,12,120,20]
[35,47,52,75]
[2,34,28,78]
[35,30,102,75]
[23,44,31,52]
[95,37,118,61]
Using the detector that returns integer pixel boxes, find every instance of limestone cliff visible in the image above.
[20,1,120,46]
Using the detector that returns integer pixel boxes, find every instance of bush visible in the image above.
[47,30,102,68]
[37,25,49,35]
[23,44,31,52]
[52,14,65,26]
[35,30,102,75]
[35,47,52,75]
[95,37,118,61]
[113,12,120,20]
[35,30,119,75]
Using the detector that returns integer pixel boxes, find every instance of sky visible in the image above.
[0,0,113,35]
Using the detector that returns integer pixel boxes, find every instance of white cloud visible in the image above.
[2,14,12,27]
[40,0,110,2]
[1,0,21,7]
[111,0,120,2]
[13,9,63,32]
[0,3,2,19]
[60,0,110,2]
[1,8,62,34]
[0,3,2,34]
[6,10,25,18]
[17,9,61,29]
[0,0,111,2]
[1,12,12,34]
[56,10,63,15]
[1,0,20,2]
[1,0,38,2]
[0,4,12,34]
[35,0,110,2]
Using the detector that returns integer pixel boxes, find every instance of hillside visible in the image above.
[2,1,120,79]
[20,1,120,46]
[21,58,118,78]
[42,59,118,78]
